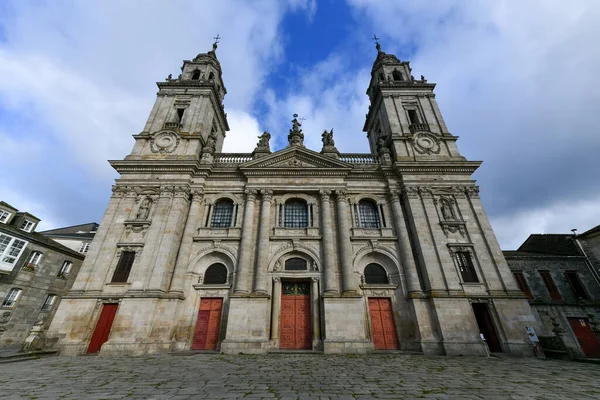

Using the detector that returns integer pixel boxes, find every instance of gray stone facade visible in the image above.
[46,42,537,357]
[505,234,600,358]
[0,201,84,351]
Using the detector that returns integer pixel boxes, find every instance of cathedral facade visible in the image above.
[47,42,538,356]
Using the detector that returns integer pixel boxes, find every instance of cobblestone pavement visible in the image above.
[1,354,599,399]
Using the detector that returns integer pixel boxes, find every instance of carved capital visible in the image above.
[173,186,190,198]
[311,277,319,283]
[403,186,420,199]
[465,185,480,198]
[159,186,175,198]
[334,189,348,202]
[387,189,401,203]
[190,189,204,203]
[419,186,433,198]
[273,277,281,283]
[260,189,273,202]
[244,189,258,201]
[319,189,332,201]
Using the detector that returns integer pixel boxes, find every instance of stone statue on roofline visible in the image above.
[252,131,272,159]
[320,129,339,159]
[287,114,304,147]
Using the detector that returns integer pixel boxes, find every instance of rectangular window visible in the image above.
[539,271,562,300]
[79,242,91,253]
[20,220,34,232]
[41,294,57,311]
[111,251,135,283]
[211,201,234,228]
[57,261,73,278]
[512,271,533,299]
[1,288,22,309]
[28,251,42,265]
[0,233,28,271]
[0,210,11,223]
[565,271,589,300]
[455,251,479,283]
[407,109,420,124]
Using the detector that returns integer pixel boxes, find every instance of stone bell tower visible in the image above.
[127,40,229,161]
[363,42,463,162]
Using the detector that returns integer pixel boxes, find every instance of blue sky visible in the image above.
[1,0,599,249]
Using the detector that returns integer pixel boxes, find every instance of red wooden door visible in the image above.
[280,282,311,349]
[192,298,223,350]
[368,298,399,350]
[87,303,118,354]
[568,317,600,358]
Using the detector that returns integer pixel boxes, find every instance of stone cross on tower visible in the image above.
[287,113,305,147]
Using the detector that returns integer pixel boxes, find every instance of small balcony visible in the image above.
[163,122,182,131]
[409,123,430,133]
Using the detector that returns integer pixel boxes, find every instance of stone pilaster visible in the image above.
[311,277,321,349]
[234,189,258,294]
[147,186,190,291]
[253,189,273,295]
[270,277,282,346]
[319,190,339,294]
[335,190,358,295]
[388,190,422,295]
[169,189,204,294]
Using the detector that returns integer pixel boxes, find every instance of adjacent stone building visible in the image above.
[40,223,99,255]
[0,201,84,351]
[505,234,600,358]
[47,42,538,356]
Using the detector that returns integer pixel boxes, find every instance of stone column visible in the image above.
[319,190,339,294]
[388,190,421,295]
[253,189,273,294]
[335,190,358,294]
[270,277,282,343]
[234,189,258,294]
[169,189,204,294]
[311,277,321,347]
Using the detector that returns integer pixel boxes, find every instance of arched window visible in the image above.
[284,199,308,228]
[285,258,307,271]
[392,70,403,81]
[358,200,380,229]
[204,263,227,284]
[378,73,385,81]
[211,199,234,228]
[191,70,201,80]
[208,72,215,80]
[364,264,388,284]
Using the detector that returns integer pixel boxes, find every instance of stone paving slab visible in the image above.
[0,354,599,399]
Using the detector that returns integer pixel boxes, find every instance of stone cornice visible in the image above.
[109,160,202,175]
[394,161,481,174]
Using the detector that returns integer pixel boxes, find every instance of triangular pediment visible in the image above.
[239,147,353,171]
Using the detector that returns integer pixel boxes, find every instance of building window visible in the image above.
[1,288,22,309]
[41,294,57,311]
[20,220,34,232]
[79,242,91,253]
[565,271,589,300]
[364,264,388,284]
[0,233,28,271]
[176,108,185,123]
[191,70,200,80]
[358,200,380,229]
[392,70,403,81]
[284,199,308,228]
[455,251,479,283]
[285,258,307,271]
[211,199,234,228]
[539,271,562,301]
[0,210,11,223]
[512,271,533,299]
[111,251,135,283]
[407,109,420,124]
[57,261,73,279]
[204,263,228,284]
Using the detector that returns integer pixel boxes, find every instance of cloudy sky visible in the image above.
[1,0,599,249]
